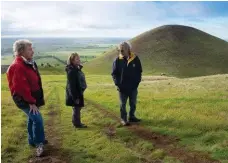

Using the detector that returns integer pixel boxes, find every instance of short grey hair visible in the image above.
[13,39,32,56]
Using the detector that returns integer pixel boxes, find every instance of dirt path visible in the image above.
[28,88,69,163]
[86,99,220,163]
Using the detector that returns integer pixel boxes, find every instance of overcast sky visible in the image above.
[1,1,228,39]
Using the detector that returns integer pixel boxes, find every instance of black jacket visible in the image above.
[112,53,142,95]
[65,64,85,107]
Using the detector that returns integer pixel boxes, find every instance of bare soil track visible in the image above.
[86,99,220,163]
[29,90,69,163]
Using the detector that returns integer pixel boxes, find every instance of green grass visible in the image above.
[42,48,107,63]
[1,73,228,162]
[1,55,14,65]
[35,57,65,65]
[1,75,54,163]
[84,74,228,161]
[2,74,180,163]
[1,46,110,66]
[44,48,108,57]
[57,87,162,163]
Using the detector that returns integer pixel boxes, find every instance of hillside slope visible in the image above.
[84,25,228,77]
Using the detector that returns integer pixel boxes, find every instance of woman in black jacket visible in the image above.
[66,53,87,128]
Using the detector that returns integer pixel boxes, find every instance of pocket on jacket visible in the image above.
[12,94,29,108]
[31,90,45,107]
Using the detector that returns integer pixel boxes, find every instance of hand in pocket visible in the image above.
[75,99,80,104]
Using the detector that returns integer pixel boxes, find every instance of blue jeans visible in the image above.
[119,89,138,121]
[21,107,45,145]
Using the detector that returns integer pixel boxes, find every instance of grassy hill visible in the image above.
[84,25,228,77]
[2,74,228,162]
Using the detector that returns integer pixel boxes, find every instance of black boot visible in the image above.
[129,116,141,122]
[75,123,88,128]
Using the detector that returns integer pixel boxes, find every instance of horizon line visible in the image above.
[1,35,130,39]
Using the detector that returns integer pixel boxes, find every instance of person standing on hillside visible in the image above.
[6,39,47,157]
[111,42,142,126]
[65,53,87,128]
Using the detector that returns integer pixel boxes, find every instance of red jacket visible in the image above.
[7,56,44,107]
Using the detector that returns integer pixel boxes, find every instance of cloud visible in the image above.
[1,2,138,31]
[1,1,228,39]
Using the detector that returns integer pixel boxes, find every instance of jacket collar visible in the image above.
[15,56,34,64]
[21,56,34,65]
[15,56,36,70]
[67,64,83,70]
[78,64,83,70]
[119,52,136,65]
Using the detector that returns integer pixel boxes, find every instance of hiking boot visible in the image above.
[36,143,44,157]
[75,123,88,128]
[29,140,48,148]
[121,120,130,126]
[129,117,141,122]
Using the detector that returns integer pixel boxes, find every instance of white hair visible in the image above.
[118,41,132,52]
[13,39,32,56]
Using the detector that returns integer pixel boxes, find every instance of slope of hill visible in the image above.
[84,25,228,77]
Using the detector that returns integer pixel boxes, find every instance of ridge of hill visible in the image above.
[84,25,228,77]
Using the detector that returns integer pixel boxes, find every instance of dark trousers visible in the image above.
[119,89,138,121]
[72,107,81,126]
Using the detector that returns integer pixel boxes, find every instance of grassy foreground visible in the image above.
[1,74,228,163]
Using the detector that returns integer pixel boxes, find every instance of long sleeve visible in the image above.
[137,56,142,83]
[12,67,36,104]
[111,59,119,86]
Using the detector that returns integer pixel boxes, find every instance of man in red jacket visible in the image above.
[7,39,47,157]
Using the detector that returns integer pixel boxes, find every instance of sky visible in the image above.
[1,1,228,39]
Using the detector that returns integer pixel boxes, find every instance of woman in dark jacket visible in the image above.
[66,53,87,128]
